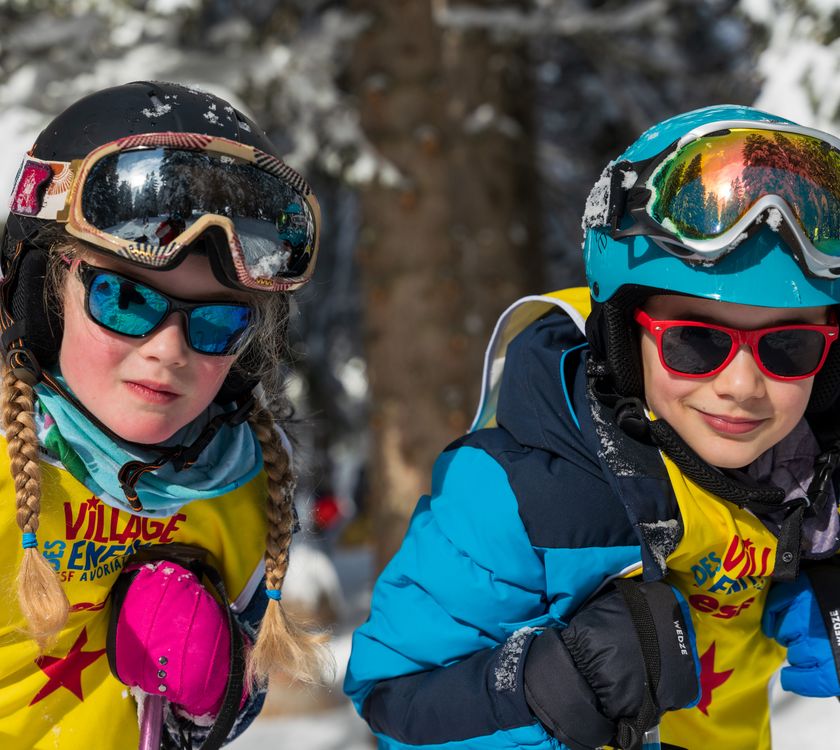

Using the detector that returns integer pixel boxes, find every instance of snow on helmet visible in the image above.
[581,104,840,412]
[4,80,284,251]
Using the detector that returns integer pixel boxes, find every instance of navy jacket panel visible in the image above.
[345,310,648,749]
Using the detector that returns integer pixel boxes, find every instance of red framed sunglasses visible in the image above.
[634,309,839,381]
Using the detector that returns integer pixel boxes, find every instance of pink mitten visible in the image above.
[113,561,233,718]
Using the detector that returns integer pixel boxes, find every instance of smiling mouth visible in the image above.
[698,410,766,435]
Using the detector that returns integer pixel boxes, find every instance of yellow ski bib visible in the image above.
[478,289,792,748]
[659,453,785,750]
[0,438,268,748]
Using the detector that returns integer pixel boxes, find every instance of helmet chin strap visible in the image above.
[602,391,840,583]
[38,369,255,512]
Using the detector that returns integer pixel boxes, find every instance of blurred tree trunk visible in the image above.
[349,0,540,571]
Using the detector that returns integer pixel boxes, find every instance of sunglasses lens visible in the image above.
[189,305,252,355]
[661,325,733,375]
[649,128,840,252]
[87,271,168,335]
[757,329,826,377]
[81,147,316,282]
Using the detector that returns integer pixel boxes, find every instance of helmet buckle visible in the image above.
[5,347,42,386]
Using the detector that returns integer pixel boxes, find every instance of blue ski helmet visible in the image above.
[584,104,840,308]
[582,104,840,410]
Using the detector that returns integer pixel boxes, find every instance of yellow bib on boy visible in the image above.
[659,453,786,750]
[0,437,268,748]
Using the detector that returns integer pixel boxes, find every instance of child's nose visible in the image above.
[137,313,190,365]
[712,345,766,401]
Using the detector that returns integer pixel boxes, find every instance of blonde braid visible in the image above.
[246,405,332,687]
[2,367,69,649]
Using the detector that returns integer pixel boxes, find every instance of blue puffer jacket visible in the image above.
[344,303,684,749]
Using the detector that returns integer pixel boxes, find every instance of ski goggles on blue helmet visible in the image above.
[8,132,320,292]
[605,120,840,278]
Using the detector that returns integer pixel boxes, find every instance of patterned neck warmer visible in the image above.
[34,374,263,518]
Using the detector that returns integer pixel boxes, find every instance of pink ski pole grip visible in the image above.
[114,561,235,718]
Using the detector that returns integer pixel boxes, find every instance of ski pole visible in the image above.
[641,724,661,749]
[138,693,164,750]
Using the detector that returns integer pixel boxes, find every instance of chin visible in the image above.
[694,443,762,471]
[108,421,180,446]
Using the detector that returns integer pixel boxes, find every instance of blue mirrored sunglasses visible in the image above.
[75,261,254,356]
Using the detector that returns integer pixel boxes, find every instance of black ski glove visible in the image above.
[523,579,699,750]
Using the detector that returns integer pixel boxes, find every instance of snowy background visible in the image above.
[1,0,839,747]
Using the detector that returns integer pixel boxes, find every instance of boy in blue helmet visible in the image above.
[345,105,840,750]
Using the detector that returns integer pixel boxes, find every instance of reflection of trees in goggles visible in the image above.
[648,129,840,253]
[8,132,320,291]
[81,148,316,278]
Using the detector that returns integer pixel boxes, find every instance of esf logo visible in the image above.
[688,594,755,620]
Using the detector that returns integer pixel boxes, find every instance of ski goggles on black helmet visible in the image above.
[605,120,840,278]
[8,132,320,292]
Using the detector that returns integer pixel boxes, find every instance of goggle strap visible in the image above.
[606,160,637,231]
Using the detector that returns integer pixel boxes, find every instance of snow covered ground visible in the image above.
[770,682,840,747]
[228,544,840,750]
[228,701,372,750]
[230,657,840,750]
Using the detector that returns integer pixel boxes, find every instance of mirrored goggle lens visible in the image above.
[86,270,252,355]
[648,128,840,255]
[661,325,826,377]
[81,147,316,280]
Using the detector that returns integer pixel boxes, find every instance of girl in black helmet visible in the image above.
[0,81,327,747]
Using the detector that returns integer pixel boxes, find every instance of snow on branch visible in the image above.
[0,4,404,202]
[741,0,840,131]
[430,0,668,37]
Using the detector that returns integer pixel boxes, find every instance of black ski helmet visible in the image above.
[1,81,299,402]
